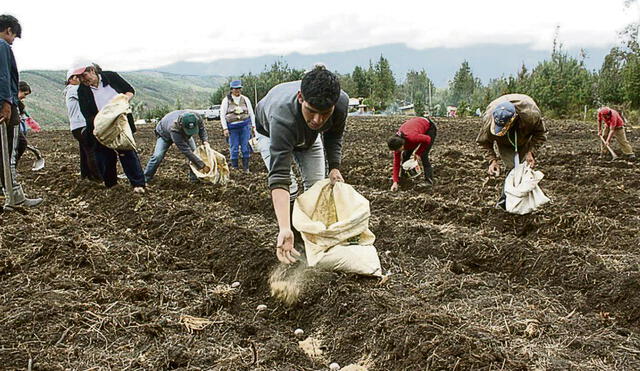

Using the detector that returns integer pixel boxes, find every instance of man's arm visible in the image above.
[526,117,547,157]
[170,131,206,168]
[107,71,135,95]
[476,124,499,163]
[198,120,209,143]
[220,97,228,130]
[0,43,13,121]
[246,97,256,131]
[413,134,432,157]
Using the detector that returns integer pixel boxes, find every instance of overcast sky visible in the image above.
[3,0,638,72]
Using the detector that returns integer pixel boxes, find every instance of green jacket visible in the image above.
[476,94,547,163]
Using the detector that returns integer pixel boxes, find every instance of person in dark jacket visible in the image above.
[73,63,145,193]
[386,116,437,191]
[143,110,210,183]
[0,14,42,211]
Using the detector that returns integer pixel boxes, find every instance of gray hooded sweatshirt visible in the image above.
[255,81,349,190]
[155,110,209,169]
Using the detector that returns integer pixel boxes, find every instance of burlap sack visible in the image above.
[189,143,230,185]
[93,94,136,151]
[292,179,382,276]
[504,162,550,215]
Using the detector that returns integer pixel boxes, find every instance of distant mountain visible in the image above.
[20,70,225,129]
[152,43,612,87]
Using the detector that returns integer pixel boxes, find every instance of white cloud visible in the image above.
[5,0,637,71]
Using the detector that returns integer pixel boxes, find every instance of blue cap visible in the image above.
[492,101,516,135]
[230,80,242,89]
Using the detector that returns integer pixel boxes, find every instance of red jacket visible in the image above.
[392,117,433,183]
[598,107,624,128]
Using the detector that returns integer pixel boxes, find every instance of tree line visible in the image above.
[149,8,640,122]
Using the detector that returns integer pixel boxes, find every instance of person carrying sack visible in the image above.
[476,94,547,209]
[387,116,437,191]
[143,110,210,183]
[74,63,146,193]
[220,80,256,172]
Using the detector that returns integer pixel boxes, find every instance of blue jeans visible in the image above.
[228,119,252,168]
[144,136,197,182]
[255,132,325,199]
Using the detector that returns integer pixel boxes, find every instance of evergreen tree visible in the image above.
[449,61,479,106]
[370,55,396,110]
[597,48,625,105]
[352,66,370,98]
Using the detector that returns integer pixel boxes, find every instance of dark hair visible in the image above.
[0,15,21,38]
[18,81,31,94]
[300,64,341,111]
[387,134,405,151]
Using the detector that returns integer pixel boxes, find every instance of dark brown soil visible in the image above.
[1,116,640,370]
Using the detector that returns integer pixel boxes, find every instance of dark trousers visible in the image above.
[401,119,437,180]
[94,141,145,188]
[72,128,101,181]
[15,131,27,163]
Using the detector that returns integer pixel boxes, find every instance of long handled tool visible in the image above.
[0,118,16,206]
[598,134,618,160]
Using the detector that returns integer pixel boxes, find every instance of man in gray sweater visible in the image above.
[255,65,349,264]
[143,110,210,183]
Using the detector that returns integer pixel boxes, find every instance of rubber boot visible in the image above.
[242,157,249,173]
[231,158,239,169]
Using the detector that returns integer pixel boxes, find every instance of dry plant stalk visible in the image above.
[179,315,213,333]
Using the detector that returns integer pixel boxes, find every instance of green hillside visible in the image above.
[19,70,225,129]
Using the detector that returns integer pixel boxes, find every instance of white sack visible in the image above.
[189,143,230,185]
[292,179,382,276]
[93,94,136,151]
[504,162,551,215]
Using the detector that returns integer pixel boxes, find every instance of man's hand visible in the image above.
[329,168,344,184]
[1,102,11,124]
[223,129,229,137]
[413,153,420,162]
[203,141,209,147]
[488,160,500,176]
[276,228,300,264]
[201,165,211,173]
[524,152,535,167]
[390,182,399,192]
[124,92,134,101]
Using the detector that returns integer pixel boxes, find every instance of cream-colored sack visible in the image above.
[292,179,382,276]
[189,143,230,185]
[93,94,136,151]
[504,162,550,215]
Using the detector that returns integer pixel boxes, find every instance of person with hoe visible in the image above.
[143,110,210,183]
[0,14,42,211]
[15,81,45,170]
[73,63,146,193]
[597,107,635,160]
[387,116,437,191]
[220,80,256,172]
[255,65,349,264]
[476,94,547,209]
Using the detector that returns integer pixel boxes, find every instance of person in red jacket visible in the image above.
[387,117,437,191]
[597,107,635,159]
